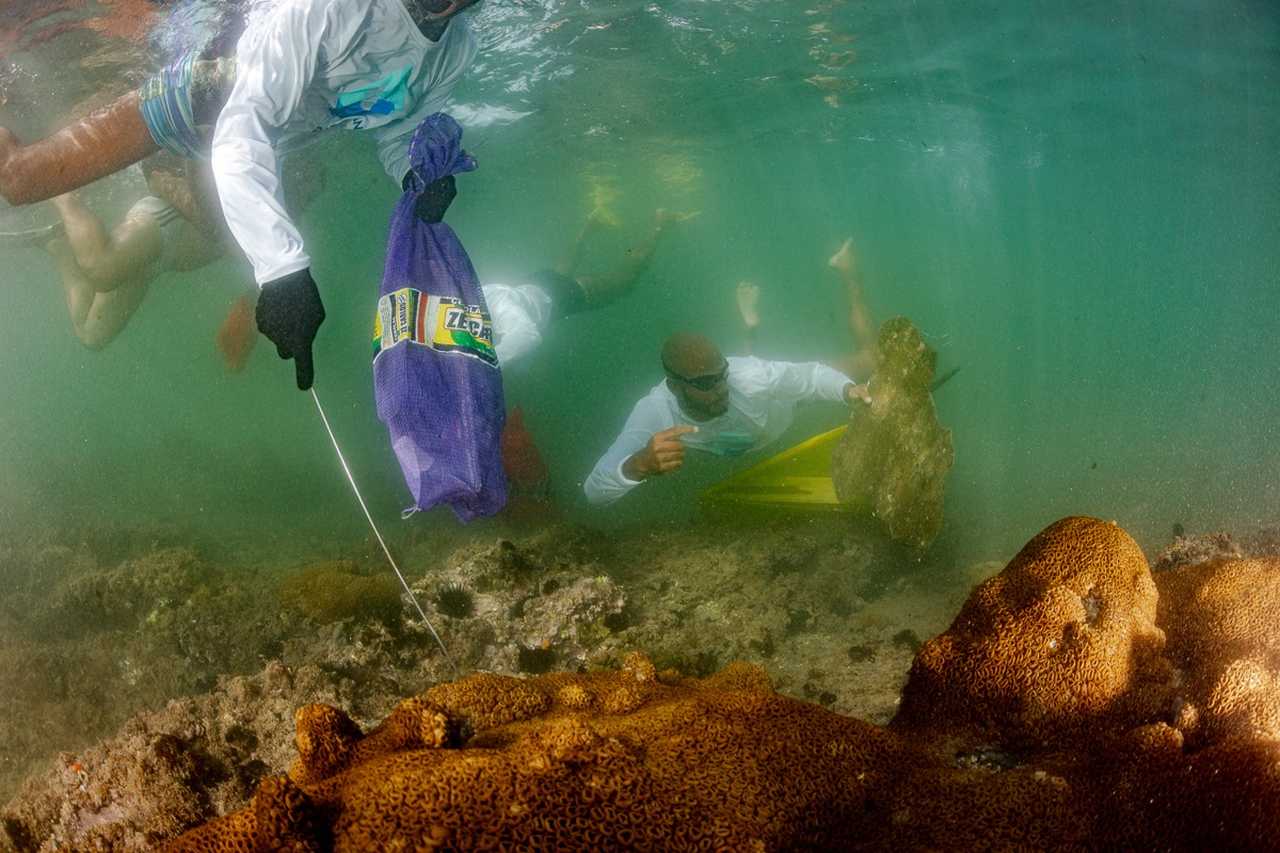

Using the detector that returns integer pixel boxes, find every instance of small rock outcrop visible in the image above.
[831,316,953,553]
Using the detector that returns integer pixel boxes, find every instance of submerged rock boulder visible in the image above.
[831,316,953,554]
[277,560,403,628]
[412,536,626,677]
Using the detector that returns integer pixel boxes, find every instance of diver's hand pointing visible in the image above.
[624,425,698,480]
[256,267,326,390]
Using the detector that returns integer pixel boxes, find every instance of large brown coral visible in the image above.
[164,654,893,851]
[894,516,1174,747]
[1156,557,1280,744]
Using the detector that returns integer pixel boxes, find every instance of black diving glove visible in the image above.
[256,267,326,391]
[402,172,458,224]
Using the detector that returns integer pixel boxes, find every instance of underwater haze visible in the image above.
[2,0,1280,839]
[1,0,1278,561]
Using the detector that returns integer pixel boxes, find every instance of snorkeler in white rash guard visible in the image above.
[583,333,871,506]
[0,0,482,391]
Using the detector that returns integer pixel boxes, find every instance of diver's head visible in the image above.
[412,0,481,40]
[662,332,730,421]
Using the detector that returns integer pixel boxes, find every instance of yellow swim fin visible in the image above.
[700,425,850,513]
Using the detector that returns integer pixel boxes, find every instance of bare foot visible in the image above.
[0,127,18,205]
[0,126,16,167]
[216,291,259,372]
[586,205,619,230]
[828,237,855,273]
[736,281,761,331]
[49,192,78,217]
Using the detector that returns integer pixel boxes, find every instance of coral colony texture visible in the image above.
[152,516,1280,851]
[832,316,954,554]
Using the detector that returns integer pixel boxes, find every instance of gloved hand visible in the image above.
[415,174,457,223]
[399,172,459,224]
[256,267,325,390]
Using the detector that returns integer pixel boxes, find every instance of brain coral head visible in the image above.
[894,516,1172,746]
[291,704,360,784]
[1157,557,1280,671]
[1202,656,1280,742]
[1155,557,1280,746]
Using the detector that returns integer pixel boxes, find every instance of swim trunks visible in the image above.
[528,268,590,318]
[139,53,237,159]
[124,196,185,275]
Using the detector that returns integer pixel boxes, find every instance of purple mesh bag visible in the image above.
[373,113,507,522]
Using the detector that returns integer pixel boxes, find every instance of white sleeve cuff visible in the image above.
[255,255,312,287]
[817,365,857,403]
[616,459,643,486]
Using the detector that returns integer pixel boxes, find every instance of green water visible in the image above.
[1,0,1277,565]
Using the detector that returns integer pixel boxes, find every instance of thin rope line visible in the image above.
[309,388,457,677]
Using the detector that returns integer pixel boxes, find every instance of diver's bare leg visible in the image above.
[829,237,877,378]
[553,207,611,277]
[50,195,111,271]
[46,241,95,332]
[736,281,761,356]
[50,194,162,290]
[575,209,686,308]
[45,239,151,350]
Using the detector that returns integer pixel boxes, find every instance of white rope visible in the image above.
[309,388,457,676]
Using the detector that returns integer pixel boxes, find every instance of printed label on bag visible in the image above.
[373,288,497,366]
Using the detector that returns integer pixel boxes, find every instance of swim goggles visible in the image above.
[663,360,729,392]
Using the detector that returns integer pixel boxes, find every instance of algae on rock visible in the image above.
[277,561,403,628]
[832,316,954,553]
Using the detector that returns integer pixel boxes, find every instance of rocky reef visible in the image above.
[10,514,1280,845]
[7,515,1280,850]
[0,518,932,848]
[157,517,1280,850]
[0,544,299,801]
[831,316,954,554]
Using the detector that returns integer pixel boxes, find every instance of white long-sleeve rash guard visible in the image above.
[212,0,478,285]
[583,356,856,506]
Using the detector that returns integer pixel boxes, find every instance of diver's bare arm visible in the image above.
[0,95,158,206]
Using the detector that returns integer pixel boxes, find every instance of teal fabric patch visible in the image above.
[706,430,756,457]
[331,66,412,119]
